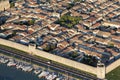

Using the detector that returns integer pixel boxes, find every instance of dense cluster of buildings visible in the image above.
[0,0,120,65]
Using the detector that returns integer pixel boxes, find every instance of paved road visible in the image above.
[0,47,101,80]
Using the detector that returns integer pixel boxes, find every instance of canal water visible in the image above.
[0,64,46,80]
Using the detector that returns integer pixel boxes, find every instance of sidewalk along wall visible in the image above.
[0,38,97,74]
[0,0,10,11]
[0,39,29,53]
[106,59,120,74]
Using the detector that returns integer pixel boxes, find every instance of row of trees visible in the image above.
[81,55,98,67]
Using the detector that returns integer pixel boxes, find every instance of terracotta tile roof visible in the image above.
[57,44,66,50]
[91,46,104,52]
[82,21,90,27]
[58,41,69,47]
[39,43,47,49]
[10,35,23,41]
[71,12,81,16]
[107,13,115,18]
[111,35,120,41]
[47,24,59,30]
[92,22,101,28]
[80,48,102,58]
[62,46,74,53]
[88,17,97,23]
[43,35,53,42]
[106,48,118,56]
[3,30,13,35]
[32,25,41,30]
[91,52,102,58]
[97,31,111,37]
[54,37,63,42]
[18,32,28,37]
[103,21,120,28]
[95,37,104,43]
[117,28,120,33]
[75,24,85,31]
[27,30,33,34]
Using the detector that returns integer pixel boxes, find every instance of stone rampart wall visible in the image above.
[0,38,97,74]
[106,59,120,73]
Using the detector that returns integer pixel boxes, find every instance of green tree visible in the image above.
[10,2,15,8]
[69,51,79,58]
[43,43,57,52]
[107,42,114,48]
[43,45,51,52]
[28,19,35,25]
[81,55,98,67]
[67,3,74,10]
[58,15,82,28]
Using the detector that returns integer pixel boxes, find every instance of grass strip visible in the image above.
[106,66,120,80]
